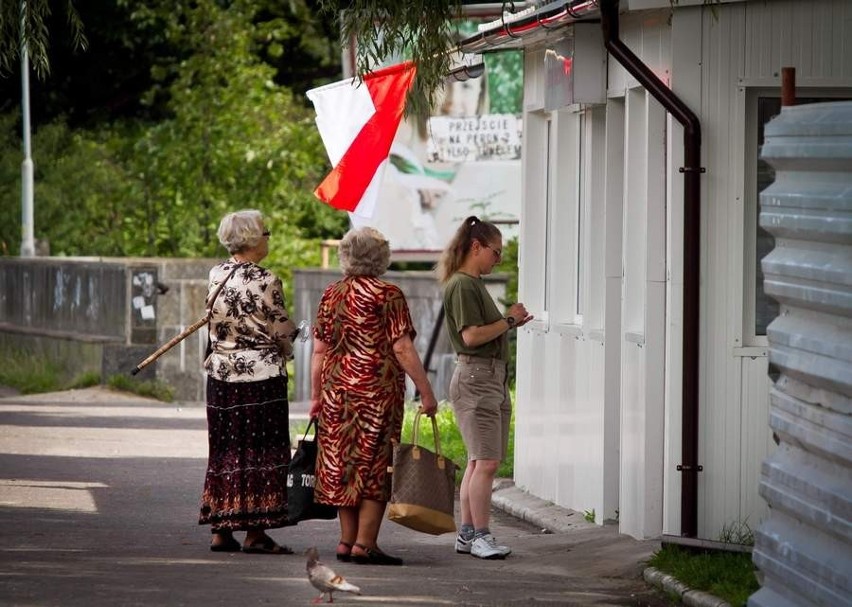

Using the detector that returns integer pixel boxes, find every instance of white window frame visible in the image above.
[549,106,584,331]
[740,87,851,350]
[521,110,552,329]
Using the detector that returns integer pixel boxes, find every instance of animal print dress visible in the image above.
[312,275,415,506]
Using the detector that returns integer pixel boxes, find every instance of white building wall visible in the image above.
[686,0,851,538]
[515,46,618,523]
[515,0,852,542]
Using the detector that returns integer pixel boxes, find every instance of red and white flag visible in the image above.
[307,61,416,218]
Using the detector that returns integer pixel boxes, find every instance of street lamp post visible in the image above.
[20,0,35,258]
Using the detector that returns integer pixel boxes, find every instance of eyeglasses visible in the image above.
[262,230,271,237]
[484,244,502,258]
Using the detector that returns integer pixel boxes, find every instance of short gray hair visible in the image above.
[339,227,391,277]
[217,209,264,254]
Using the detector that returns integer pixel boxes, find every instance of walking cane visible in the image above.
[130,314,210,375]
[130,262,245,376]
[130,316,310,376]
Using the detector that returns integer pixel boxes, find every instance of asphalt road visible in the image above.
[0,387,669,606]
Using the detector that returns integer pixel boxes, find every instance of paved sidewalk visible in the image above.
[0,387,667,606]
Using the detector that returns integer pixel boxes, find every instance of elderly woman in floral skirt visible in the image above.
[199,209,298,554]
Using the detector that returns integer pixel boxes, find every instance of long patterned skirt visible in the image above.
[198,375,291,531]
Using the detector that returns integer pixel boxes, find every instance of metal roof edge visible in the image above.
[457,0,602,53]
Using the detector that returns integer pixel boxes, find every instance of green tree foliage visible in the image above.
[484,52,523,115]
[317,0,462,117]
[2,0,339,127]
[0,0,86,79]
[0,0,347,301]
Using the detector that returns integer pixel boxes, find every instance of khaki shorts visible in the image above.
[449,354,511,462]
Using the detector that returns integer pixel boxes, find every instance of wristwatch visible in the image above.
[505,315,516,329]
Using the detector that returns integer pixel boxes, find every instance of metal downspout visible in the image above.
[600,0,703,537]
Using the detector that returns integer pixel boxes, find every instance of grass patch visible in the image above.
[0,349,102,394]
[0,350,63,394]
[68,370,102,390]
[648,544,759,606]
[106,374,175,402]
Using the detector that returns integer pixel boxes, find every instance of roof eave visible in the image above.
[457,0,602,54]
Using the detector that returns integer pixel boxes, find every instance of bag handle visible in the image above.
[411,408,442,457]
[301,416,319,442]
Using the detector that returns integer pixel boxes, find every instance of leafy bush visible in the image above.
[401,399,515,480]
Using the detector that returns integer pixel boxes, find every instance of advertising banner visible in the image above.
[350,50,523,255]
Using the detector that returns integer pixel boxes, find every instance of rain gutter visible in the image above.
[457,0,705,538]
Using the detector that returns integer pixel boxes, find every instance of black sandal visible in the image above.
[351,543,403,566]
[210,532,241,553]
[336,541,353,562]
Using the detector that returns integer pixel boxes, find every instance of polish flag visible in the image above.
[307,61,416,218]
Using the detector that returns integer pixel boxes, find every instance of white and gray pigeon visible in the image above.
[305,546,361,604]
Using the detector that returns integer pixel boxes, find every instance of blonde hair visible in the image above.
[436,216,502,284]
[217,209,265,254]
[339,227,391,277]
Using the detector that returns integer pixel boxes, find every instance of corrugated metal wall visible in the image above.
[749,101,851,607]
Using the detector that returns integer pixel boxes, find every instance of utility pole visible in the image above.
[20,0,35,257]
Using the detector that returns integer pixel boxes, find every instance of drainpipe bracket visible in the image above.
[678,166,706,173]
[676,464,704,472]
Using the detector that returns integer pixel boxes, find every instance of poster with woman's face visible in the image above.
[349,47,523,255]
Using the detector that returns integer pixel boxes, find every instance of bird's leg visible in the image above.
[311,593,325,604]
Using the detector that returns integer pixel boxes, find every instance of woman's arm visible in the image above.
[392,334,438,416]
[266,277,298,358]
[308,337,329,418]
[460,319,510,348]
[459,302,533,348]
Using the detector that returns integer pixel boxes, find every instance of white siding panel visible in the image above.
[515,327,547,494]
[743,0,852,85]
[514,329,610,518]
[620,341,646,535]
[740,355,773,526]
[696,1,748,539]
[619,85,667,539]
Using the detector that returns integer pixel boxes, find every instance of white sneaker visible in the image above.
[455,533,472,554]
[470,533,511,560]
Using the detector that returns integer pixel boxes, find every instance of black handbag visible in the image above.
[287,417,337,523]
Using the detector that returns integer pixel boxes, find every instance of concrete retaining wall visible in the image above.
[0,257,217,402]
[1,260,506,404]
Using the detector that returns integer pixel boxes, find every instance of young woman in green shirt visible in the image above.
[437,216,533,560]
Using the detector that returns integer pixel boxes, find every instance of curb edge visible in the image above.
[644,567,733,607]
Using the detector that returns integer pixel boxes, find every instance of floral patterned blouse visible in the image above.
[203,259,297,383]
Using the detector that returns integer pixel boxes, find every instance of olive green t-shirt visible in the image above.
[443,272,508,361]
